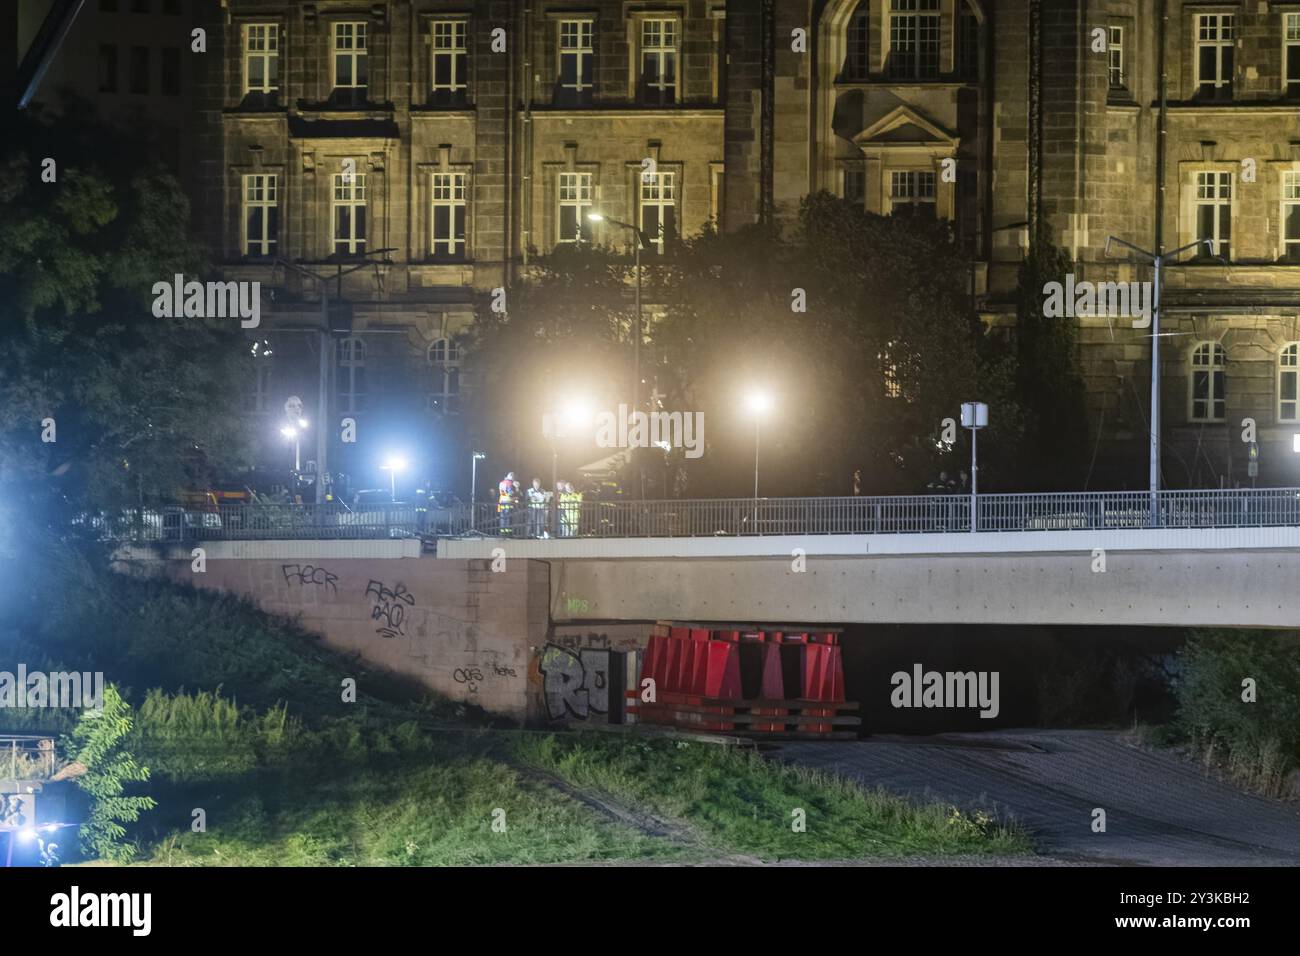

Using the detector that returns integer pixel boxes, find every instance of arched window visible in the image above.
[842,2,870,81]
[336,336,367,413]
[1279,343,1299,422]
[1189,341,1225,422]
[427,338,461,414]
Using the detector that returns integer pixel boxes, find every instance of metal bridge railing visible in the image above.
[112,487,1300,542]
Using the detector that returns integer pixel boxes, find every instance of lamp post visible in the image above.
[471,451,486,522]
[588,212,652,498]
[960,402,988,532]
[1104,236,1220,524]
[381,455,407,502]
[746,391,772,500]
[280,423,307,472]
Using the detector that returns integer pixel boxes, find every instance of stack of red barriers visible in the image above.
[631,622,859,739]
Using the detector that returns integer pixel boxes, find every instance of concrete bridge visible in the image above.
[116,487,1300,724]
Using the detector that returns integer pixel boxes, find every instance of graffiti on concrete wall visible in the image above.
[281,564,339,596]
[540,644,609,720]
[451,659,517,694]
[364,580,416,639]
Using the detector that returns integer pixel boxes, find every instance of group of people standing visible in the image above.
[496,473,584,537]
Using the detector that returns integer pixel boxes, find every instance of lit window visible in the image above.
[1284,171,1300,262]
[888,170,936,216]
[334,22,368,98]
[243,174,278,258]
[641,18,679,104]
[336,337,367,413]
[428,339,462,414]
[333,173,367,256]
[1190,341,1226,422]
[1279,343,1299,422]
[557,172,593,243]
[887,0,940,80]
[1195,14,1233,99]
[844,3,870,80]
[431,172,467,259]
[640,171,677,253]
[559,20,594,101]
[1107,27,1124,90]
[431,20,468,102]
[244,24,279,95]
[1195,171,1231,259]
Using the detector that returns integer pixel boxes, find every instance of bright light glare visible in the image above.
[587,212,605,222]
[383,456,408,472]
[17,828,36,843]
[559,400,591,431]
[297,418,309,428]
[746,391,772,416]
[1293,434,1300,454]
[280,426,297,439]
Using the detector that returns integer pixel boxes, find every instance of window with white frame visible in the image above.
[427,338,461,414]
[431,172,467,259]
[1107,27,1124,89]
[1195,14,1233,99]
[887,0,940,80]
[243,173,278,257]
[888,170,936,215]
[1284,171,1300,262]
[641,19,679,105]
[336,337,367,413]
[1190,341,1225,422]
[1279,343,1300,421]
[431,20,468,102]
[557,172,593,243]
[559,19,594,100]
[333,173,367,256]
[244,23,279,95]
[844,3,870,80]
[1195,171,1231,259]
[1287,14,1300,98]
[640,171,677,253]
[333,22,368,96]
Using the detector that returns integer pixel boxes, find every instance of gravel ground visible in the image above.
[773,729,1300,866]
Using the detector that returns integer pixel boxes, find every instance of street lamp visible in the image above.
[471,451,486,518]
[746,390,772,500]
[589,211,652,499]
[1104,235,1221,523]
[960,402,988,532]
[280,418,307,472]
[380,455,408,502]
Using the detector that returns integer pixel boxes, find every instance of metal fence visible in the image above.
[116,487,1300,542]
[0,735,56,784]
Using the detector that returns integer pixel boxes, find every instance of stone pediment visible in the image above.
[852,106,959,150]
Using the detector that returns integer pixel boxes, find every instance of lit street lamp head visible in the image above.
[746,391,772,416]
[280,426,297,440]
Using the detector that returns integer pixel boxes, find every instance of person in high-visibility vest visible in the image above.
[497,472,518,535]
[557,481,572,537]
[560,481,583,537]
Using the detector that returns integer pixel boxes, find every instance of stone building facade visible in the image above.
[191,0,1300,494]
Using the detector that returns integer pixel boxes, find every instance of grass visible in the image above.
[5,542,1033,865]
[511,732,1031,860]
